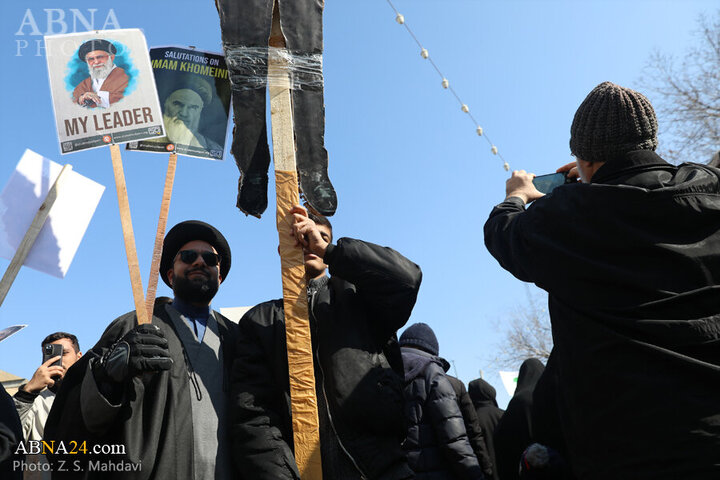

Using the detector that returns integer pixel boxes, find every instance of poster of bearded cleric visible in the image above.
[126,46,231,161]
[44,29,165,154]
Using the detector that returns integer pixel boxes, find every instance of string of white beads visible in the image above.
[389,1,508,170]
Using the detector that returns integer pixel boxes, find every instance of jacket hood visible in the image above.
[591,150,720,192]
[438,355,451,373]
[516,358,545,395]
[468,378,499,408]
[401,347,445,382]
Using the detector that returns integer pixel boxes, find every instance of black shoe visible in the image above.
[232,117,271,217]
[298,164,337,216]
[237,173,268,218]
[293,88,337,216]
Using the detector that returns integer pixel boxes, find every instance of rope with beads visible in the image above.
[386,0,510,171]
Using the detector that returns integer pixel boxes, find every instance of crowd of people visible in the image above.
[2,80,720,479]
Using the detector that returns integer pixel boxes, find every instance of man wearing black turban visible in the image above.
[45,221,239,480]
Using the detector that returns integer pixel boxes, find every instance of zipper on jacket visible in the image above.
[309,288,368,480]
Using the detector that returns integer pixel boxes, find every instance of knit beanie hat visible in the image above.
[570,81,658,163]
[399,323,439,356]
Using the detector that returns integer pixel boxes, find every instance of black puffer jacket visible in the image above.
[402,347,485,480]
[231,238,422,480]
[446,375,494,478]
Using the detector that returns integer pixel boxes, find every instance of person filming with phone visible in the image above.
[12,333,82,479]
[484,82,720,479]
[13,332,82,442]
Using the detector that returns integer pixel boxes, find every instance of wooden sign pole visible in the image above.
[144,153,178,318]
[109,144,149,325]
[269,2,323,478]
[0,164,73,308]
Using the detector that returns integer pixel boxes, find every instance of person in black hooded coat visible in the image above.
[493,358,544,480]
[400,323,485,480]
[468,378,504,480]
[446,375,494,479]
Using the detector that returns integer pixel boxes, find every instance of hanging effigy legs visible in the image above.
[216,0,273,217]
[279,0,336,217]
[217,0,337,218]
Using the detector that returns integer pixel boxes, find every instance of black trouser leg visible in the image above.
[218,0,273,217]
[218,0,337,217]
[280,0,337,216]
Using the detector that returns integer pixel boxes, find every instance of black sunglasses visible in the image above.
[175,249,220,267]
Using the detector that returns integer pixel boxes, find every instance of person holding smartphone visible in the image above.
[484,82,720,479]
[13,332,82,442]
[12,333,82,480]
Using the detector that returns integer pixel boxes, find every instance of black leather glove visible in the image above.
[93,324,173,385]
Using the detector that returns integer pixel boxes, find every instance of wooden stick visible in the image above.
[269,2,323,478]
[0,164,73,308]
[145,153,177,318]
[110,144,149,325]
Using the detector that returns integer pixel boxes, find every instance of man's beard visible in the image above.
[163,113,202,147]
[172,268,219,304]
[89,58,114,81]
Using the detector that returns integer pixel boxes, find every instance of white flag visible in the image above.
[499,370,519,397]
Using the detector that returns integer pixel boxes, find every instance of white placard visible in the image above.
[0,150,105,278]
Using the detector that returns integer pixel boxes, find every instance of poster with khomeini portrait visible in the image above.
[45,28,165,154]
[127,46,231,161]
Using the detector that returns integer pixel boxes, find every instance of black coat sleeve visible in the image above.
[45,302,197,480]
[0,426,22,479]
[483,197,539,283]
[426,366,485,480]
[324,237,422,339]
[0,383,22,479]
[230,302,300,480]
[45,311,137,445]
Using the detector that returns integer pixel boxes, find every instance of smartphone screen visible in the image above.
[43,343,63,368]
[532,172,568,194]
